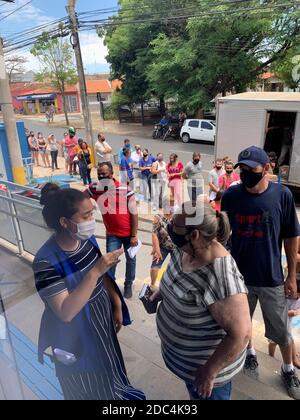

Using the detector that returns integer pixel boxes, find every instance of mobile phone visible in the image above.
[138,284,158,314]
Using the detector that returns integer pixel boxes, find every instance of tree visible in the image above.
[5,55,28,83]
[101,0,194,110]
[272,48,300,92]
[30,25,78,126]
[102,0,300,115]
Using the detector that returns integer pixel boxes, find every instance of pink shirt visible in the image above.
[167,162,184,181]
[219,172,240,190]
[65,135,78,157]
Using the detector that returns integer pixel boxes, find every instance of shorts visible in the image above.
[247,285,291,347]
[151,247,171,269]
[39,149,47,155]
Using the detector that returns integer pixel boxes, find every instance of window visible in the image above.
[188,121,199,128]
[66,95,78,113]
[201,121,213,130]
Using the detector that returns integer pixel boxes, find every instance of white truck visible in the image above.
[215,92,300,189]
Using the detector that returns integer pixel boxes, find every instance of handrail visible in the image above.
[0,180,41,195]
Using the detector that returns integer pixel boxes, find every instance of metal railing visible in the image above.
[0,180,153,257]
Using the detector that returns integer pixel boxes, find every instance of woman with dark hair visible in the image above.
[167,153,184,206]
[77,140,92,186]
[33,183,145,400]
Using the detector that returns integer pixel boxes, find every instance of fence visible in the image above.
[0,180,153,259]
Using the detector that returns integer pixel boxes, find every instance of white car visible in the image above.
[180,119,216,143]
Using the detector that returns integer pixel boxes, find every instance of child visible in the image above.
[268,278,300,369]
[210,190,223,212]
[150,201,175,288]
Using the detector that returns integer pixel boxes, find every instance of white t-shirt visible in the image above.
[95,140,112,163]
[208,168,225,200]
[153,160,167,180]
[131,151,143,169]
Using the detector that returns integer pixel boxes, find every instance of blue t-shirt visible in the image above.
[120,157,133,181]
[221,182,300,288]
[139,156,156,178]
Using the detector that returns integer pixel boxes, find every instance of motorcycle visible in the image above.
[163,125,180,141]
[152,123,168,139]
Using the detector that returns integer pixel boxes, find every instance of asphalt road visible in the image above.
[25,121,215,179]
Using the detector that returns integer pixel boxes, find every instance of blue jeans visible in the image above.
[106,236,136,286]
[186,381,232,401]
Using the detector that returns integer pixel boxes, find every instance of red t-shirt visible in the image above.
[86,179,135,237]
[167,162,184,181]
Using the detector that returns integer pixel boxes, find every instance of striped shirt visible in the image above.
[33,239,145,400]
[33,240,99,300]
[156,249,248,387]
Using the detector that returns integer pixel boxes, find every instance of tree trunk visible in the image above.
[61,91,69,126]
[141,100,145,126]
[195,108,204,119]
[159,97,166,116]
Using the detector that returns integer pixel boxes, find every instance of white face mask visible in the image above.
[69,219,96,241]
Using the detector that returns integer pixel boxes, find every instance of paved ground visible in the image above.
[0,222,297,400]
[23,117,215,183]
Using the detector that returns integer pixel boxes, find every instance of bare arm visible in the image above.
[209,182,219,193]
[284,237,299,298]
[194,294,251,398]
[47,250,123,323]
[104,144,112,153]
[128,196,139,246]
[206,294,251,375]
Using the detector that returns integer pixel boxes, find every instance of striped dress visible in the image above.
[33,240,145,400]
[156,249,248,387]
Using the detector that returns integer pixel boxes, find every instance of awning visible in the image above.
[16,94,56,101]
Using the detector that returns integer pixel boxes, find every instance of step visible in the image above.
[233,350,292,401]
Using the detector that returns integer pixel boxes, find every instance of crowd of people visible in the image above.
[31,126,300,401]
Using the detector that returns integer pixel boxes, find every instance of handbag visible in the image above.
[82,152,93,170]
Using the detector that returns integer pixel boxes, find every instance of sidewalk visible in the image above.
[0,244,292,400]
[18,113,152,138]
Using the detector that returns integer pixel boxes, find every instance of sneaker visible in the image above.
[244,354,259,372]
[281,368,300,400]
[124,284,133,299]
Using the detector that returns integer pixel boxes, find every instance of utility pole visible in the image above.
[66,0,95,159]
[0,39,26,185]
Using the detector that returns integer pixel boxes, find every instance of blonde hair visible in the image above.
[179,202,231,244]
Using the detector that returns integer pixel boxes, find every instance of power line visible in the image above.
[78,2,299,29]
[0,0,33,23]
[2,0,299,53]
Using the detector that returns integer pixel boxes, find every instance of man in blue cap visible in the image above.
[222,146,300,400]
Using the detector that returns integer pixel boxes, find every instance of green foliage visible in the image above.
[30,27,78,125]
[272,48,300,91]
[30,29,78,92]
[102,0,300,114]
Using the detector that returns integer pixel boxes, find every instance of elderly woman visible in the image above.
[152,202,251,400]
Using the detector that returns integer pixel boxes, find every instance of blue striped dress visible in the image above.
[33,239,145,400]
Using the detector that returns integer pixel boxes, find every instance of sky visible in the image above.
[0,0,119,74]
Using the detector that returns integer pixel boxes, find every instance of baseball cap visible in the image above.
[234,146,269,169]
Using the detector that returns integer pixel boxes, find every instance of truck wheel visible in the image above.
[182,133,190,143]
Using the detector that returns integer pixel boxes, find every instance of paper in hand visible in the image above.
[127,240,142,259]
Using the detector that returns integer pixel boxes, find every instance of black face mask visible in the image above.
[167,222,192,249]
[216,166,223,170]
[240,170,264,189]
[193,159,200,165]
[226,170,233,175]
